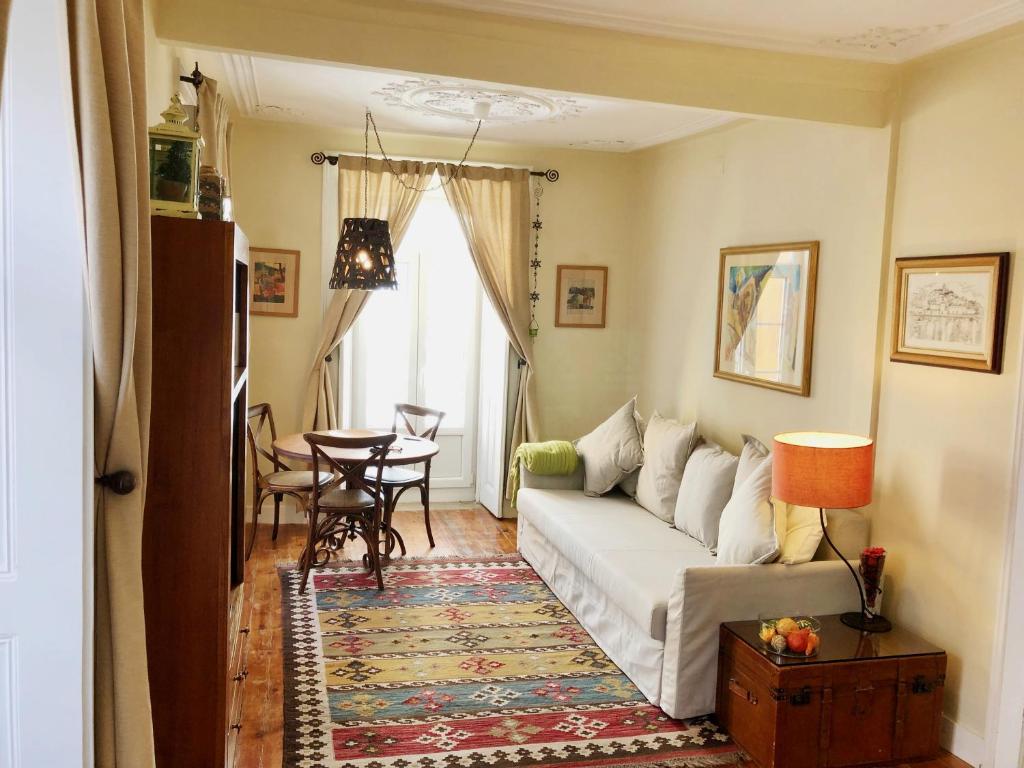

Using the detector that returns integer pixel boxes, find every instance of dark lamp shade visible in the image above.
[772,432,874,509]
[330,217,397,290]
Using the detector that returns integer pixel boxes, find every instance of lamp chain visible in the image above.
[365,109,482,193]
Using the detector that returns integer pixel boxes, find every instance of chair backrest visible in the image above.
[303,431,398,505]
[392,403,445,441]
[247,403,286,484]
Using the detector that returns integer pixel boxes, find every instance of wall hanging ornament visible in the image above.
[529,179,543,337]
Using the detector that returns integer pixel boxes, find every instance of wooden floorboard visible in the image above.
[236,508,968,768]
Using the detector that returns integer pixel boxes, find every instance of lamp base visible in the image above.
[841,611,892,633]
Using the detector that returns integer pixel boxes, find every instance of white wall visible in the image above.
[230,119,639,443]
[629,119,891,453]
[873,31,1024,751]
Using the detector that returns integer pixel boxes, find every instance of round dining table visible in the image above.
[273,429,440,559]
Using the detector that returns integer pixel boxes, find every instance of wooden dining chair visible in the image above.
[300,431,397,592]
[245,403,332,560]
[365,403,445,554]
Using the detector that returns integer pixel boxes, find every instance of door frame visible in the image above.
[986,328,1024,767]
[1,1,92,764]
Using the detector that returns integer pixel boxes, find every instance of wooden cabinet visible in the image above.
[717,615,945,768]
[143,217,252,767]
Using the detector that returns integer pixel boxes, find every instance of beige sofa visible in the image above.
[516,465,868,719]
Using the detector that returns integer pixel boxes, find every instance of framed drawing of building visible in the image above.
[891,252,1009,373]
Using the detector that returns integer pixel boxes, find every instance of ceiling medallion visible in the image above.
[824,25,947,51]
[374,78,585,123]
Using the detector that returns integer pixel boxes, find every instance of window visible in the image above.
[345,184,481,431]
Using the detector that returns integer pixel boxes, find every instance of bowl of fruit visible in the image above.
[758,616,821,658]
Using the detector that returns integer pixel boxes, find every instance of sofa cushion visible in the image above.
[575,398,645,496]
[733,434,771,493]
[517,488,714,641]
[673,441,739,552]
[779,504,825,564]
[717,457,781,565]
[635,413,698,523]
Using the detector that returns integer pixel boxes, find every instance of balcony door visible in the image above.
[343,187,488,502]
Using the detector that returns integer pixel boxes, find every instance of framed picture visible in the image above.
[250,247,300,318]
[555,265,608,328]
[714,241,819,396]
[891,252,1009,373]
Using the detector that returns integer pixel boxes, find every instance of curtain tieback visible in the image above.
[96,470,137,495]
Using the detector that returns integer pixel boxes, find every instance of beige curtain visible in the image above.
[68,0,156,766]
[301,156,436,430]
[439,165,537,486]
[197,76,232,194]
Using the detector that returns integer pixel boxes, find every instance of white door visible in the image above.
[346,188,483,502]
[475,300,509,517]
[0,1,90,765]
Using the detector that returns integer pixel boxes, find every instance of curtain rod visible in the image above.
[310,151,559,182]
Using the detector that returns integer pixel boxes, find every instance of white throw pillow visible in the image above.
[575,397,645,496]
[778,504,825,565]
[616,409,647,499]
[636,413,698,522]
[717,457,782,565]
[674,441,739,552]
[733,434,771,493]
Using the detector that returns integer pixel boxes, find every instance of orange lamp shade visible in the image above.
[772,432,874,509]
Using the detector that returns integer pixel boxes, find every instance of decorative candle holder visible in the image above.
[859,547,886,612]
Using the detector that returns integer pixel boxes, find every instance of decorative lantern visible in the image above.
[148,94,203,217]
[330,217,398,290]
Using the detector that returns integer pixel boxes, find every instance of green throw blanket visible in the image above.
[507,440,578,508]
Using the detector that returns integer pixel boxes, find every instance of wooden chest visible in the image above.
[717,615,946,768]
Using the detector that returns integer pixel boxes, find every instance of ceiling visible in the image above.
[181,51,739,152]
[415,0,1024,62]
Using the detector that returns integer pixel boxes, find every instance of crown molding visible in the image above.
[630,113,740,151]
[418,0,1024,63]
[220,53,260,116]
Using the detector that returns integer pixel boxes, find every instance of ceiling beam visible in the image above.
[154,0,897,127]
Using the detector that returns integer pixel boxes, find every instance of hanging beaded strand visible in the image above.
[529,179,543,338]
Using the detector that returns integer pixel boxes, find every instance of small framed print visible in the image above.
[250,247,300,318]
[555,265,608,328]
[891,252,1009,373]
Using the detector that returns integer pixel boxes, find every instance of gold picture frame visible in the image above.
[555,265,608,328]
[891,253,1009,373]
[250,247,300,318]
[714,241,819,397]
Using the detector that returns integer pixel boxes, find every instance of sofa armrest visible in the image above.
[520,464,585,491]
[659,561,861,719]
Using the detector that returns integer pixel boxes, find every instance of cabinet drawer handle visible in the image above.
[232,668,248,682]
[239,627,251,635]
[230,723,242,732]
[729,678,758,705]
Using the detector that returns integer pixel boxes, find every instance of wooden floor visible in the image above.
[236,508,968,768]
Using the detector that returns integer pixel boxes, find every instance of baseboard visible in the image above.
[941,715,985,767]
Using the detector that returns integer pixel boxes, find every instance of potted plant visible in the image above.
[156,141,193,202]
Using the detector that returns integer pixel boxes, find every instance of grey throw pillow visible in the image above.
[575,397,645,496]
[635,413,698,522]
[674,441,739,552]
[717,457,781,565]
[732,434,771,493]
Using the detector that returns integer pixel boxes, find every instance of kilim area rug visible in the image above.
[280,555,742,768]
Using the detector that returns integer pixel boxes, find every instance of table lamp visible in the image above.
[772,432,890,633]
